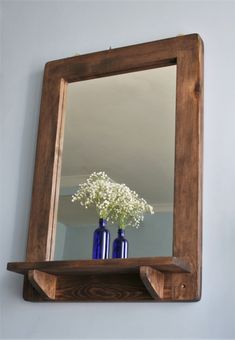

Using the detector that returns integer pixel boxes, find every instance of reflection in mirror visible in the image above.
[54,65,176,260]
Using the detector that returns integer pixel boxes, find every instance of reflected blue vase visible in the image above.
[92,218,110,259]
[112,228,128,259]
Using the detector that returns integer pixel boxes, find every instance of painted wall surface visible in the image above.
[1,0,235,339]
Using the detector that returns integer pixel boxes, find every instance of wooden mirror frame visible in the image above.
[7,33,203,302]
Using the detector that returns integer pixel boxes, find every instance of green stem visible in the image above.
[119,225,126,230]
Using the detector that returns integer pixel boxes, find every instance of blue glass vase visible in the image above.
[92,218,110,259]
[112,228,128,259]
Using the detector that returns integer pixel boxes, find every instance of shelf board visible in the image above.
[7,256,191,275]
[7,257,193,302]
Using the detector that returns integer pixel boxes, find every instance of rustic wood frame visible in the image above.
[7,34,204,302]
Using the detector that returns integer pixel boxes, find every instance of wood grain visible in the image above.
[7,257,192,275]
[172,34,204,301]
[28,270,57,300]
[56,274,152,302]
[140,266,164,299]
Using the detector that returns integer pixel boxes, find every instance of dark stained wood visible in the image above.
[26,76,67,262]
[8,257,192,301]
[23,272,193,302]
[172,34,204,301]
[140,266,164,299]
[43,34,199,83]
[55,274,153,302]
[28,270,57,300]
[8,33,203,302]
[23,273,153,302]
[7,256,192,275]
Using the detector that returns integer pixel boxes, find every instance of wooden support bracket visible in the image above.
[7,257,193,301]
[140,266,165,299]
[28,270,57,300]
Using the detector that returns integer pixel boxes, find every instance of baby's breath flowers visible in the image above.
[72,171,154,229]
[72,172,115,220]
[107,183,154,229]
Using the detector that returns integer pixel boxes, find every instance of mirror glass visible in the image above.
[54,65,176,260]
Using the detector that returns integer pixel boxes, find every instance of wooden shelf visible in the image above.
[7,257,192,302]
[7,256,191,275]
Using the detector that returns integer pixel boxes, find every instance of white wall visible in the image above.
[1,0,235,339]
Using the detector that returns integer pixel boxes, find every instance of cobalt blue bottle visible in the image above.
[112,228,128,259]
[92,218,110,259]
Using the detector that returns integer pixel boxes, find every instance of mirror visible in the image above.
[7,34,203,302]
[54,65,177,260]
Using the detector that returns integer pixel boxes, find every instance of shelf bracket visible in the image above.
[140,266,164,299]
[28,270,57,300]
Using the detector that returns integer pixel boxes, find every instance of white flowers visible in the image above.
[72,171,154,229]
